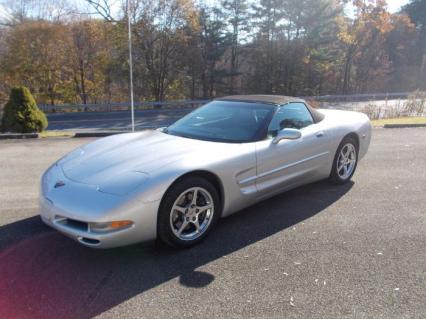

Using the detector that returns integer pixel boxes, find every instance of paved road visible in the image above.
[0,128,425,318]
[45,100,405,131]
[46,108,193,131]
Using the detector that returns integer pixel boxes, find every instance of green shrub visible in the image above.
[1,87,48,133]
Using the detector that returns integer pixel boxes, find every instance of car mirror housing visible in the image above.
[272,128,302,144]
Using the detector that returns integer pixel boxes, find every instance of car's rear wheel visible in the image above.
[329,136,358,184]
[157,176,220,248]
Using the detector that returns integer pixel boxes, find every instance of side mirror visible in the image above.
[272,128,302,144]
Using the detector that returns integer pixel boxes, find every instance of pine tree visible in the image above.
[2,87,48,133]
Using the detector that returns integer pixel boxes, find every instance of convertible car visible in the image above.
[40,95,371,248]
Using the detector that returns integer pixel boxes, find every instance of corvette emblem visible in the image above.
[54,181,65,188]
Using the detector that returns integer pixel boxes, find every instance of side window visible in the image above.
[268,103,314,137]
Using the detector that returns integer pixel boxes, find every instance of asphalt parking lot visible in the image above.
[0,128,425,319]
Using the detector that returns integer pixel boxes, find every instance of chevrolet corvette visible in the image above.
[40,95,371,248]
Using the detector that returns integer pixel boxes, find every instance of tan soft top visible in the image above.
[216,94,324,123]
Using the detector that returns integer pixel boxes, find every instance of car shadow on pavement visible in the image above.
[0,180,353,319]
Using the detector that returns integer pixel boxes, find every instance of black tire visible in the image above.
[157,176,221,248]
[329,136,358,184]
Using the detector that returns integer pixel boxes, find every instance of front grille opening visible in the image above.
[56,216,88,231]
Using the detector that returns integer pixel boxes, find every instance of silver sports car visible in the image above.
[40,95,371,248]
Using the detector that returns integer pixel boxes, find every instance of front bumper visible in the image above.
[39,164,161,248]
[40,207,135,248]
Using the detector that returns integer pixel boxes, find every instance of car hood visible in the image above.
[59,130,234,186]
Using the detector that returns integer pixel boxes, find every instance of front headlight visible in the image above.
[97,171,149,196]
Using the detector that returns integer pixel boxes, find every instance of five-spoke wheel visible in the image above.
[329,136,358,184]
[158,176,220,247]
[336,143,357,179]
[170,187,214,241]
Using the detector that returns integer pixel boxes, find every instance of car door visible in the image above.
[254,102,333,197]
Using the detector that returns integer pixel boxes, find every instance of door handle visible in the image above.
[316,131,325,138]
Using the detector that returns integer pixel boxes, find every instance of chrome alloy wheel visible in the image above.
[169,187,214,241]
[337,143,357,179]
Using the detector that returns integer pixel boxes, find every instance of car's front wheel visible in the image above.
[329,136,358,184]
[157,176,220,248]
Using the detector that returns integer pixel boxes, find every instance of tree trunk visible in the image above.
[201,70,208,99]
[79,59,87,104]
[342,45,354,94]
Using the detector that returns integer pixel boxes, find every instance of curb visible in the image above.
[384,124,426,128]
[0,133,39,139]
[74,131,128,138]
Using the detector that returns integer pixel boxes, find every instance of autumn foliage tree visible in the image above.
[1,21,70,105]
[0,0,424,106]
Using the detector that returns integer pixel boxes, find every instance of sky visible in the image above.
[0,0,413,24]
[201,0,411,13]
[387,0,410,13]
[0,4,10,21]
[74,0,412,16]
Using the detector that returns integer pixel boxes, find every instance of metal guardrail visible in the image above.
[307,92,409,102]
[38,100,211,113]
[37,93,410,113]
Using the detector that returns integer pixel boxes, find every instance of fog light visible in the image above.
[89,220,133,233]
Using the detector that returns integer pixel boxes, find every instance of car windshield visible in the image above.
[165,100,275,143]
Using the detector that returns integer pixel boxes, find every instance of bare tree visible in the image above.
[84,0,116,21]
